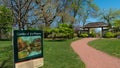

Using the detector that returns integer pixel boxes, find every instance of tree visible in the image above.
[59,12,75,24]
[113,20,120,32]
[34,0,72,27]
[2,0,40,30]
[99,9,120,28]
[70,0,99,26]
[0,5,13,39]
[57,0,75,24]
[80,0,99,27]
[68,0,99,37]
[34,0,57,27]
[10,0,35,30]
[70,0,82,18]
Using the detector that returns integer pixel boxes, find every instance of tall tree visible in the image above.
[34,0,70,27]
[68,0,99,26]
[10,0,37,30]
[99,9,120,28]
[80,0,99,27]
[0,5,13,39]
[34,0,56,27]
[2,0,41,30]
[58,0,75,24]
[113,20,120,32]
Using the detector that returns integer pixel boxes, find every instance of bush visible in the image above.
[47,34,52,38]
[89,33,96,37]
[56,33,66,38]
[114,32,120,37]
[74,33,78,38]
[44,28,52,38]
[48,23,74,39]
[104,32,114,38]
[79,33,88,38]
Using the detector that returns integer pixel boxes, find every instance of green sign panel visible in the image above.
[13,30,43,68]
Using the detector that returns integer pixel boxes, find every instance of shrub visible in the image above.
[47,23,74,39]
[56,33,66,38]
[74,33,78,37]
[47,34,52,38]
[89,33,96,37]
[104,32,114,38]
[114,32,120,37]
[79,33,88,38]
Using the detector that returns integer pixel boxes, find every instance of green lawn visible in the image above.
[88,38,120,58]
[0,39,85,68]
[42,39,85,68]
[0,41,13,68]
[0,41,12,47]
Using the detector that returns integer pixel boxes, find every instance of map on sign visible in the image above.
[17,36,41,61]
[13,30,43,68]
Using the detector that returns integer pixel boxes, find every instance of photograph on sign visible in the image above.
[14,30,43,68]
[17,36,42,61]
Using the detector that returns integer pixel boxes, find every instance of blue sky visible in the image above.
[89,0,120,32]
[94,0,120,9]
[87,0,120,23]
[52,0,120,28]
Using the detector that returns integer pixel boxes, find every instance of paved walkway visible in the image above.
[71,38,120,68]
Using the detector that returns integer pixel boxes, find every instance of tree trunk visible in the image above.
[61,16,64,23]
[107,20,112,29]
[0,29,1,39]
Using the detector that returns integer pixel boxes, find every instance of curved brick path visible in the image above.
[71,38,120,68]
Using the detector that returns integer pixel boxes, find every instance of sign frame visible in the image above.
[13,30,43,66]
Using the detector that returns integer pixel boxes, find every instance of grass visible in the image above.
[0,38,85,68]
[88,38,120,58]
[41,38,85,68]
[0,41,12,47]
[0,41,13,68]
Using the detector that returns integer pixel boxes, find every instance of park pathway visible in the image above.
[71,38,120,68]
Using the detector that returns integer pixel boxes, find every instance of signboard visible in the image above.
[13,30,43,68]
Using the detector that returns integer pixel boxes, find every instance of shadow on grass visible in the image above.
[44,39,67,42]
[0,39,11,41]
[44,37,81,42]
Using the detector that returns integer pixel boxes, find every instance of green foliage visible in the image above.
[114,20,120,27]
[114,32,120,37]
[71,3,79,11]
[104,32,114,38]
[51,28,59,34]
[47,23,74,39]
[44,27,52,33]
[73,33,78,37]
[113,20,120,31]
[0,5,13,23]
[43,27,52,38]
[100,9,120,28]
[89,32,96,37]
[79,33,88,38]
[90,3,99,11]
[0,5,13,39]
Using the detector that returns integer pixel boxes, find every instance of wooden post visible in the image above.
[101,27,103,37]
[88,28,90,37]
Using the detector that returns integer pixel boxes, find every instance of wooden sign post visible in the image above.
[13,30,43,68]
